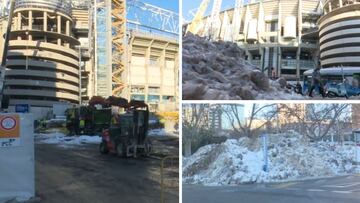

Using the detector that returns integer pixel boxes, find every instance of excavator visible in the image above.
[0,0,15,110]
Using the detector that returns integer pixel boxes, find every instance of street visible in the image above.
[35,136,179,203]
[183,175,360,203]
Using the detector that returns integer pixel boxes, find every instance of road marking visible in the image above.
[331,190,353,194]
[285,188,301,191]
[307,189,326,192]
[323,182,360,188]
[273,182,297,189]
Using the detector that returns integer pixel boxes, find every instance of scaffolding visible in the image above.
[111,0,126,96]
[95,0,179,98]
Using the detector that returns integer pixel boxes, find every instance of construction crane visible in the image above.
[186,0,210,35]
[205,0,222,39]
[232,0,243,41]
[0,0,15,109]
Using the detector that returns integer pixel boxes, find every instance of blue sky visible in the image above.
[182,0,250,22]
[141,0,179,12]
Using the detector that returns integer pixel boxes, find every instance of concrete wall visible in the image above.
[0,113,35,202]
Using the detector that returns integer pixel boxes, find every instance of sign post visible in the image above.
[0,114,20,147]
[262,134,269,172]
[0,113,34,202]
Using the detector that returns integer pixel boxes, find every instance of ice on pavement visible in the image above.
[183,131,359,186]
[36,132,101,146]
[148,128,168,136]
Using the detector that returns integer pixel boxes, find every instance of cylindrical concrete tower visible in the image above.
[3,0,80,107]
[319,0,360,68]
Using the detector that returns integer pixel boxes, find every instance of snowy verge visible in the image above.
[36,132,101,147]
[183,131,359,186]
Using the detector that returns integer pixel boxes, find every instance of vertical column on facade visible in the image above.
[57,15,61,45]
[277,47,282,77]
[339,0,343,7]
[28,10,32,41]
[328,2,332,12]
[43,12,47,42]
[145,46,150,103]
[174,47,179,101]
[246,50,252,63]
[296,0,303,79]
[17,12,21,40]
[159,45,166,104]
[243,5,251,42]
[65,20,70,48]
[257,2,265,44]
[43,12,47,31]
[260,48,264,72]
[277,0,282,77]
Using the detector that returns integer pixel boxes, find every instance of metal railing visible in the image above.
[15,0,72,16]
[160,155,179,203]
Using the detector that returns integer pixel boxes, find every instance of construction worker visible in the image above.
[79,118,85,134]
[295,80,303,95]
[111,114,119,125]
[308,67,325,97]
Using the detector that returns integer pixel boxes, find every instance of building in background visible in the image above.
[318,0,360,68]
[94,0,179,112]
[0,0,93,115]
[0,0,179,117]
[192,0,322,81]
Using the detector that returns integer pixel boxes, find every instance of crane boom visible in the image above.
[186,0,210,34]
[204,0,222,39]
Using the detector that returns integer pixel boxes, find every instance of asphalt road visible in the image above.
[183,175,360,203]
[35,136,179,203]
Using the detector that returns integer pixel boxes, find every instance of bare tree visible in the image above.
[222,104,277,138]
[278,103,350,141]
[182,104,212,154]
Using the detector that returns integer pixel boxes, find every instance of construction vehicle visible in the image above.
[65,96,123,135]
[0,0,15,110]
[99,100,152,158]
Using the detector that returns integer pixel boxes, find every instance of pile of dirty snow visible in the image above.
[36,132,101,147]
[183,131,359,186]
[182,33,305,100]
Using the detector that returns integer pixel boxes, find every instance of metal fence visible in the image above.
[160,155,179,203]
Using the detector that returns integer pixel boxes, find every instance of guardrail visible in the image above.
[160,155,179,203]
[15,0,72,16]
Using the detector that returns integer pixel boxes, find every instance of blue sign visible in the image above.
[15,104,30,113]
[262,134,269,172]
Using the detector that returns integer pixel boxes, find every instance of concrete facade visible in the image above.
[196,0,323,81]
[122,32,179,112]
[0,0,92,108]
[319,0,360,68]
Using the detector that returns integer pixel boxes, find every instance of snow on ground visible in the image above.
[148,128,168,136]
[36,132,101,147]
[148,128,179,137]
[182,33,306,100]
[183,131,359,186]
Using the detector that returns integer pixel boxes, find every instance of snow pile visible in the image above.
[183,132,359,186]
[182,33,305,100]
[36,132,101,146]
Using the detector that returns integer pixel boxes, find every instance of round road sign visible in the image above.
[1,116,17,131]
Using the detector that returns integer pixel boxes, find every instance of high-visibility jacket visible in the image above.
[79,119,85,128]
